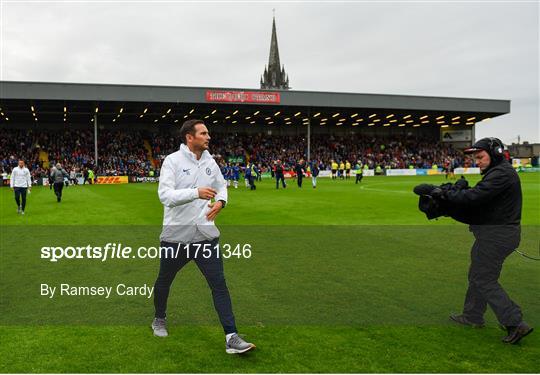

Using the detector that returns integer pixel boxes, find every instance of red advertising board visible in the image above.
[206,90,280,104]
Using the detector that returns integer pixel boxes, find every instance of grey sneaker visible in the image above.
[151,317,168,337]
[226,334,255,354]
[17,206,21,214]
[21,211,25,215]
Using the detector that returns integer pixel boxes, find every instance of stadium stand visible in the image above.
[0,128,470,178]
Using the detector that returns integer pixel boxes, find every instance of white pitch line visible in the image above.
[359,185,411,194]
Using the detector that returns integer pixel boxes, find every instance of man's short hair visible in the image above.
[180,119,205,144]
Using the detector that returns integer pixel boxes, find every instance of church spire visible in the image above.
[260,12,290,90]
[268,15,281,71]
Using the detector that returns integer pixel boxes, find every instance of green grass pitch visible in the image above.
[1,174,539,373]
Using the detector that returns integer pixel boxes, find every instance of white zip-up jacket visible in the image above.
[10,166,32,188]
[159,144,227,243]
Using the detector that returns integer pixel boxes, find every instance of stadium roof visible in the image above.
[0,81,509,129]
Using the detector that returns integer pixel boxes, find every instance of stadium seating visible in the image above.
[0,128,468,177]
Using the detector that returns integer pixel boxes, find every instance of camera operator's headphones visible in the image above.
[487,137,504,158]
[465,137,504,157]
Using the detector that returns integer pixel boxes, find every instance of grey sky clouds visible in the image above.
[1,1,538,143]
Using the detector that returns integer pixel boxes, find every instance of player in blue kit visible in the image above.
[232,163,240,189]
[221,163,230,187]
[225,163,232,187]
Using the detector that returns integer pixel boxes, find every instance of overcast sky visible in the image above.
[1,0,538,144]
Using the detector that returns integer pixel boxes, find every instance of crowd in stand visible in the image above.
[153,133,467,171]
[1,129,152,178]
[97,131,151,176]
[1,128,470,179]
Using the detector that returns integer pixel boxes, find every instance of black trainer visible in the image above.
[502,322,533,344]
[450,314,485,328]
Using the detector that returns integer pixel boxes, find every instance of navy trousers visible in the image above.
[153,238,237,334]
[14,187,27,210]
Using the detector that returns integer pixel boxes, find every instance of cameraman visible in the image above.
[438,138,532,344]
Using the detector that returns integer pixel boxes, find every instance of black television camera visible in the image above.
[413,177,473,222]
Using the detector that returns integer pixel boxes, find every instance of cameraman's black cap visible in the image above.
[464,138,491,154]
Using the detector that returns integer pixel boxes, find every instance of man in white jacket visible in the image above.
[10,159,32,215]
[152,119,255,354]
